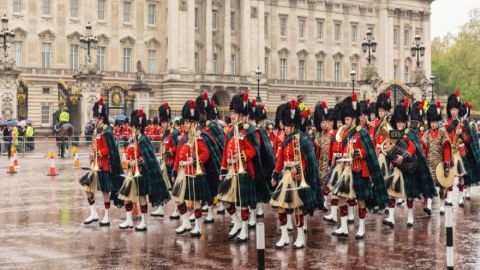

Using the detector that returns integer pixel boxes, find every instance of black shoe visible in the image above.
[466,196,471,201]
[248,223,256,229]
[203,219,214,224]
[331,231,348,238]
[202,208,208,213]
[99,221,110,227]
[347,218,355,224]
[397,201,404,206]
[423,207,432,216]
[169,215,180,220]
[256,213,264,218]
[176,227,191,235]
[119,225,133,230]
[217,209,225,215]
[83,218,98,225]
[287,227,293,232]
[382,219,394,228]
[293,244,304,249]
[440,210,445,216]
[135,226,147,232]
[235,236,248,243]
[151,213,164,217]
[355,234,364,240]
[459,202,465,208]
[445,202,453,207]
[190,231,201,238]
[407,222,413,228]
[275,243,289,249]
[228,229,241,240]
[323,216,337,223]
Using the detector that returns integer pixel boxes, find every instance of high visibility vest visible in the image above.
[59,111,70,122]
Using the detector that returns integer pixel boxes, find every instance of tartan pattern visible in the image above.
[98,172,113,192]
[358,128,389,210]
[208,121,225,150]
[463,120,480,187]
[200,130,222,203]
[282,131,321,214]
[138,135,171,207]
[103,126,124,207]
[255,127,275,203]
[406,130,437,198]
[238,173,256,207]
[403,172,421,199]
[352,172,374,201]
[162,128,180,147]
[184,175,212,203]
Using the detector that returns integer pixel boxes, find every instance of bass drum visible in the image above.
[385,139,418,172]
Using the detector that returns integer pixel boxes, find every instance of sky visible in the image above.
[431,0,479,38]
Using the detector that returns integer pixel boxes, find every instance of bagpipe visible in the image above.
[118,128,142,202]
[332,138,355,200]
[79,127,99,193]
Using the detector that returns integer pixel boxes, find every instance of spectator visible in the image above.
[3,126,12,159]
[26,123,34,151]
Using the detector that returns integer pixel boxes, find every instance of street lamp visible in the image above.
[79,22,98,63]
[430,75,435,102]
[255,67,262,103]
[411,34,425,68]
[0,14,16,60]
[362,30,377,64]
[350,70,357,95]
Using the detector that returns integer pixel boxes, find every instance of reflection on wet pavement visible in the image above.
[0,158,479,269]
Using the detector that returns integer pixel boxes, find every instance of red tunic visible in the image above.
[273,136,306,173]
[221,127,257,178]
[173,135,209,175]
[162,131,177,167]
[95,128,110,172]
[126,141,144,173]
[121,126,133,138]
[340,127,370,178]
[329,129,343,166]
[273,130,285,159]
[113,126,121,140]
[444,118,469,156]
[144,125,154,140]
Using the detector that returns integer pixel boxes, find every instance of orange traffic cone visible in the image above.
[73,153,80,169]
[121,152,128,170]
[47,152,58,176]
[7,157,16,174]
[13,152,19,167]
[132,202,141,220]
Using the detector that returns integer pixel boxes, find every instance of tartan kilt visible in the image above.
[206,173,219,204]
[403,172,420,199]
[237,174,256,207]
[255,178,271,204]
[98,172,113,192]
[185,175,212,203]
[352,172,374,201]
[298,187,317,214]
[137,173,171,207]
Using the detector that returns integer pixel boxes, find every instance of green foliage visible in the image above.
[432,9,480,108]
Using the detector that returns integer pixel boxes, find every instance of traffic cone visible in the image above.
[47,152,58,176]
[7,157,16,174]
[121,152,128,170]
[72,146,80,169]
[132,202,141,220]
[13,152,19,168]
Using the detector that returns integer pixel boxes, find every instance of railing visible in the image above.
[267,79,352,88]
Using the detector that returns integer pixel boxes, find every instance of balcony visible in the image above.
[267,79,351,88]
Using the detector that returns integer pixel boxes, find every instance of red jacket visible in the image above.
[273,136,306,173]
[96,128,110,172]
[173,135,209,175]
[221,127,257,179]
[340,127,370,178]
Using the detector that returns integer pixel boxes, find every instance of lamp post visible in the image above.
[0,14,16,60]
[255,67,262,103]
[411,34,425,68]
[361,30,377,64]
[430,75,435,102]
[79,22,98,64]
[350,70,357,95]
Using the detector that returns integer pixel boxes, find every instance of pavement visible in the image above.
[0,156,479,270]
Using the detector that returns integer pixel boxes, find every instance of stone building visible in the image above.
[0,0,433,134]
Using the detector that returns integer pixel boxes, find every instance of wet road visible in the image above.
[0,157,479,270]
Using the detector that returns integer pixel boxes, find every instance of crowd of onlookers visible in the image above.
[1,122,35,158]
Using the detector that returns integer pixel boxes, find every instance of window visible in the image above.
[280,58,287,80]
[230,12,235,32]
[351,24,358,43]
[316,20,324,40]
[148,4,156,25]
[42,43,51,68]
[13,0,22,13]
[148,50,156,73]
[404,29,410,47]
[316,61,324,81]
[213,54,219,74]
[280,16,287,37]
[230,54,236,75]
[265,57,268,76]
[123,48,132,72]
[13,42,22,66]
[394,27,399,46]
[42,0,51,16]
[98,0,106,20]
[298,19,306,38]
[97,47,105,71]
[70,44,79,70]
[123,1,131,23]
[393,64,398,80]
[71,0,79,17]
[264,15,268,38]
[41,105,50,124]
[42,88,50,94]
[195,8,199,29]
[334,62,341,82]
[416,28,422,36]
[298,60,305,81]
[351,63,358,75]
[212,10,218,31]
[404,66,409,82]
[334,23,341,42]
[194,52,199,73]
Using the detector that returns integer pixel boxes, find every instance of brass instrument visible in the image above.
[334,138,355,199]
[132,128,142,178]
[293,134,309,189]
[92,127,99,172]
[233,121,246,174]
[451,119,464,153]
[450,118,467,177]
[191,125,204,176]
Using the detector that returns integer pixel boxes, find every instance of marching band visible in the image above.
[81,89,480,249]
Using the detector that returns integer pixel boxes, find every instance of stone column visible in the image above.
[73,73,103,136]
[0,69,20,120]
[240,0,252,76]
[167,0,180,72]
[223,0,232,75]
[257,0,266,73]
[205,0,213,74]
[187,0,196,72]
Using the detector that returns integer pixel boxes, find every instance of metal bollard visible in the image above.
[445,205,454,270]
[256,222,265,270]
